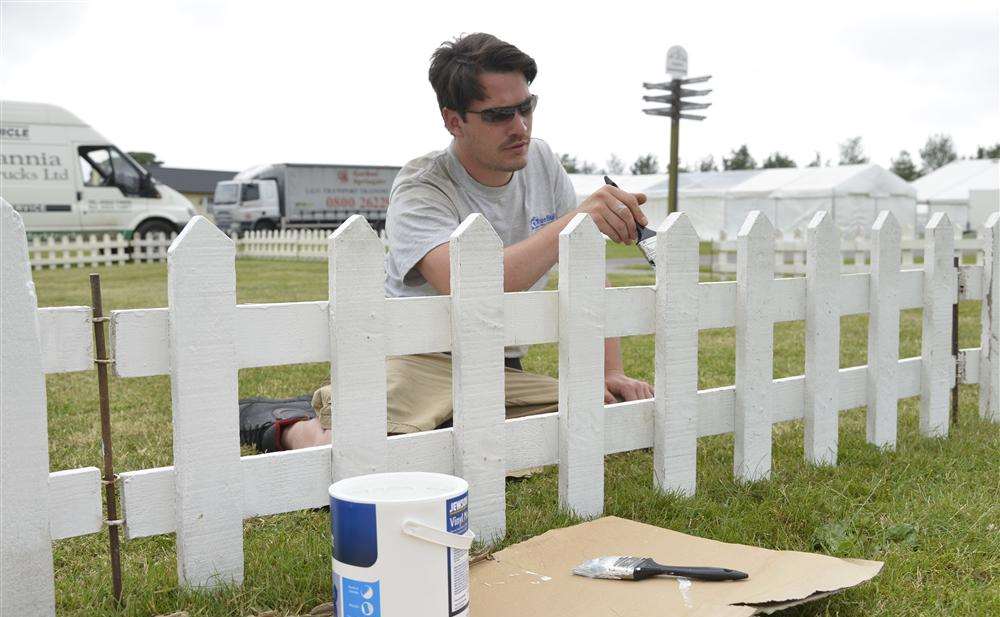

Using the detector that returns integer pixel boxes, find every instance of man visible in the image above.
[241,33,653,452]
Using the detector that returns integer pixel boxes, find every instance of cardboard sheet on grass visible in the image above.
[470,517,882,616]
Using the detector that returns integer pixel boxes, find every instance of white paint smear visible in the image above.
[677,577,694,608]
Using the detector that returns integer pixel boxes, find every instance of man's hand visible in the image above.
[576,186,648,244]
[604,370,654,404]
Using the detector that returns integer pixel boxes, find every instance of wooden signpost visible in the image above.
[642,46,712,214]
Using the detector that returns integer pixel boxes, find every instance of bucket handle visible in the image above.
[401,519,475,550]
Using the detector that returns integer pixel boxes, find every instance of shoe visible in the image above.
[239,397,315,453]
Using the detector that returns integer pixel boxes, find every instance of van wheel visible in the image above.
[135,219,176,238]
[253,219,277,231]
[133,219,177,262]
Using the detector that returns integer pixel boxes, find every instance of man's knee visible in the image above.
[312,384,332,431]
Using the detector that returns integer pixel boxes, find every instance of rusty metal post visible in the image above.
[951,256,960,426]
[89,274,122,602]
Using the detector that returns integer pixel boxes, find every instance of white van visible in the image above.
[0,101,196,237]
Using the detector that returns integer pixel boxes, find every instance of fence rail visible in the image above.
[26,232,176,269]
[712,233,985,275]
[2,199,998,612]
[26,227,985,275]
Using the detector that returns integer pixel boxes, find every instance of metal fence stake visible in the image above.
[951,256,960,427]
[90,273,123,603]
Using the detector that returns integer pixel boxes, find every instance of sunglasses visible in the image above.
[465,95,538,124]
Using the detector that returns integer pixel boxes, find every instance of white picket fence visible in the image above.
[2,200,999,613]
[26,228,344,269]
[26,232,176,269]
[712,233,985,275]
[236,228,386,260]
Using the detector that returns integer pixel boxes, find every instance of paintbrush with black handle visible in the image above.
[573,556,748,582]
[603,176,657,266]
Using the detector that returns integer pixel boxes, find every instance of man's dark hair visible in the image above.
[429,33,537,118]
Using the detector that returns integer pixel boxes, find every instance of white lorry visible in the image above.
[0,100,196,237]
[212,163,400,233]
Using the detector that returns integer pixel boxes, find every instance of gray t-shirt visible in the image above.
[385,138,577,356]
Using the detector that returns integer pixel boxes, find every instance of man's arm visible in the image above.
[416,185,649,294]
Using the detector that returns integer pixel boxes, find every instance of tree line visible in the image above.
[560,136,1000,181]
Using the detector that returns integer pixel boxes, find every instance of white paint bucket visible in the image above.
[329,472,474,617]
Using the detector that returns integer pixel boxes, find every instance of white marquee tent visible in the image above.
[567,173,670,228]
[569,164,917,240]
[911,159,999,233]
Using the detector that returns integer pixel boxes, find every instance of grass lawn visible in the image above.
[32,260,999,616]
[605,238,715,261]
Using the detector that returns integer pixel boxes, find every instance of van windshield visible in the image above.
[214,182,239,204]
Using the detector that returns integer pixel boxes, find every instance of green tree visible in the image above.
[762,152,797,168]
[838,137,869,165]
[605,154,625,174]
[807,151,822,167]
[558,153,579,174]
[723,145,756,170]
[128,151,162,168]
[698,155,718,172]
[578,160,598,174]
[919,134,957,172]
[974,143,1000,159]
[630,153,660,175]
[889,150,921,181]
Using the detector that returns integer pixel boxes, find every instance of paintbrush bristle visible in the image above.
[572,556,645,580]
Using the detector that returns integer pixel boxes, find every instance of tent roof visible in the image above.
[646,169,760,194]
[771,164,915,198]
[910,159,999,203]
[725,164,915,199]
[568,173,670,199]
[570,165,918,201]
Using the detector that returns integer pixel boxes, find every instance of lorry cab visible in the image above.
[0,101,196,237]
[212,178,280,232]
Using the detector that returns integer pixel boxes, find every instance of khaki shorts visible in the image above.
[312,352,559,434]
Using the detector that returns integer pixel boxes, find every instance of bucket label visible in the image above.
[446,492,469,615]
[334,572,381,617]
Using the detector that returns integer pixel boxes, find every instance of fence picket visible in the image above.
[735,211,774,482]
[653,213,699,495]
[921,213,955,437]
[867,211,901,448]
[167,216,244,588]
[558,213,606,515]
[981,213,1000,421]
[805,211,840,465]
[329,216,387,481]
[1,202,56,616]
[450,213,506,541]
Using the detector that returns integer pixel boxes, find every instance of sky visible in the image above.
[2,0,998,176]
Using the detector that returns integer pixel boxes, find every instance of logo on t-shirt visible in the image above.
[530,213,556,230]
